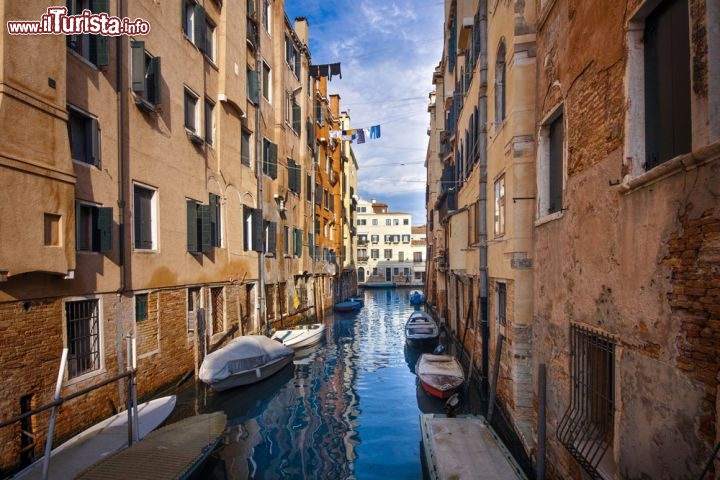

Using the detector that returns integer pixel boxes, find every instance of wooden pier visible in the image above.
[76,411,226,479]
[420,414,527,480]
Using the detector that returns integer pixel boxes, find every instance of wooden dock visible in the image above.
[420,414,527,480]
[76,411,227,479]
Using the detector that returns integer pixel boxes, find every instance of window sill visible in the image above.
[534,210,564,227]
[619,142,720,194]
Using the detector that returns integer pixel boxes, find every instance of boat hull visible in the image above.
[272,324,326,349]
[208,354,294,392]
[404,312,440,351]
[416,354,464,400]
[334,300,361,312]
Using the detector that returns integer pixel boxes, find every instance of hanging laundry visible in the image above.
[369,125,381,139]
[329,62,342,80]
[329,130,342,139]
[356,129,366,144]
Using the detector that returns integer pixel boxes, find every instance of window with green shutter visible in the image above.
[135,293,148,322]
[131,41,162,111]
[67,0,108,67]
[263,138,277,178]
[76,202,112,253]
[69,108,100,167]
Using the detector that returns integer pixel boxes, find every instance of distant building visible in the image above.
[356,199,424,286]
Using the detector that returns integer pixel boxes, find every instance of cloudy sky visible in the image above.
[284,0,444,226]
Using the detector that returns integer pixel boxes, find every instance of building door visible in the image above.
[385,267,392,281]
[358,267,365,282]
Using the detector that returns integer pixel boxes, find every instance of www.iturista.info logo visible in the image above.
[7,7,150,36]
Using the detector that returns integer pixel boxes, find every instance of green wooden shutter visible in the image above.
[86,117,100,166]
[149,56,161,105]
[209,193,220,247]
[187,200,198,252]
[131,41,146,93]
[194,4,206,51]
[269,142,278,179]
[251,208,263,252]
[97,207,112,252]
[248,70,259,104]
[199,204,211,253]
[308,233,314,257]
[293,103,301,133]
[90,0,108,66]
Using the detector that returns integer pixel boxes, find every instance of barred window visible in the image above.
[65,299,101,379]
[558,324,615,479]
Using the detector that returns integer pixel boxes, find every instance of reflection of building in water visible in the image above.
[221,318,361,478]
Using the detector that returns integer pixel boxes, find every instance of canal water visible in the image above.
[166,288,479,479]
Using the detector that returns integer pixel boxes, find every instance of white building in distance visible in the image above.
[356,198,425,286]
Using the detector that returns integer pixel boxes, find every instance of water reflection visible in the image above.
[169,288,453,479]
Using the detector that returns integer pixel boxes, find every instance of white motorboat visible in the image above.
[271,323,326,349]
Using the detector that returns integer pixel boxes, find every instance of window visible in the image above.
[386,219,392,226]
[210,286,225,335]
[398,251,404,262]
[402,235,411,243]
[187,287,201,332]
[204,99,215,145]
[243,205,263,252]
[264,220,277,254]
[262,138,278,178]
[370,234,379,243]
[357,219,366,226]
[135,293,148,322]
[262,62,271,102]
[66,0,108,66]
[384,249,393,260]
[262,0,271,32]
[496,283,506,326]
[643,0,691,169]
[394,219,399,225]
[558,324,615,478]
[204,19,216,62]
[184,88,201,142]
[76,201,112,252]
[241,130,252,167]
[468,201,479,245]
[131,42,161,111]
[68,108,100,166]
[65,299,101,379]
[537,107,564,218]
[370,249,379,259]
[372,219,378,226]
[209,193,221,248]
[44,213,61,246]
[293,227,303,257]
[133,183,157,250]
[285,35,301,78]
[495,40,506,125]
[413,252,423,263]
[182,0,206,49]
[494,176,506,236]
[283,225,290,255]
[306,174,312,202]
[308,232,314,257]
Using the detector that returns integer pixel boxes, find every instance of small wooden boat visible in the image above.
[404,311,439,351]
[333,299,362,312]
[13,396,176,480]
[76,411,227,480]
[271,323,326,349]
[349,295,365,306]
[409,290,426,306]
[199,335,294,392]
[416,353,464,399]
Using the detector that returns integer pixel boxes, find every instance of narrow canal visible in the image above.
[166,288,481,479]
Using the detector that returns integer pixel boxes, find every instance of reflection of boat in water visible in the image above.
[209,362,294,427]
[293,341,323,365]
[404,343,422,374]
[415,378,447,414]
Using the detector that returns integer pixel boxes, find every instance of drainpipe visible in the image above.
[478,0,490,398]
[256,7,266,336]
[116,0,127,295]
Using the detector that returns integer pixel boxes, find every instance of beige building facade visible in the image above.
[0,1,355,474]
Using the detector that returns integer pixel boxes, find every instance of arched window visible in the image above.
[495,40,506,125]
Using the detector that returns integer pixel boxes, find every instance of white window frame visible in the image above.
[184,87,200,134]
[63,296,105,384]
[535,103,565,225]
[133,182,158,251]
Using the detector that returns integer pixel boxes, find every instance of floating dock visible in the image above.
[76,411,226,479]
[420,414,527,480]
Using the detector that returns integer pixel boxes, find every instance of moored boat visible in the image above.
[404,311,439,351]
[349,295,364,306]
[416,353,464,399]
[13,396,177,480]
[333,299,362,312]
[271,323,326,349]
[199,335,294,392]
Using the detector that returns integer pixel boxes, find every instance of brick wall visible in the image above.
[662,207,720,442]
